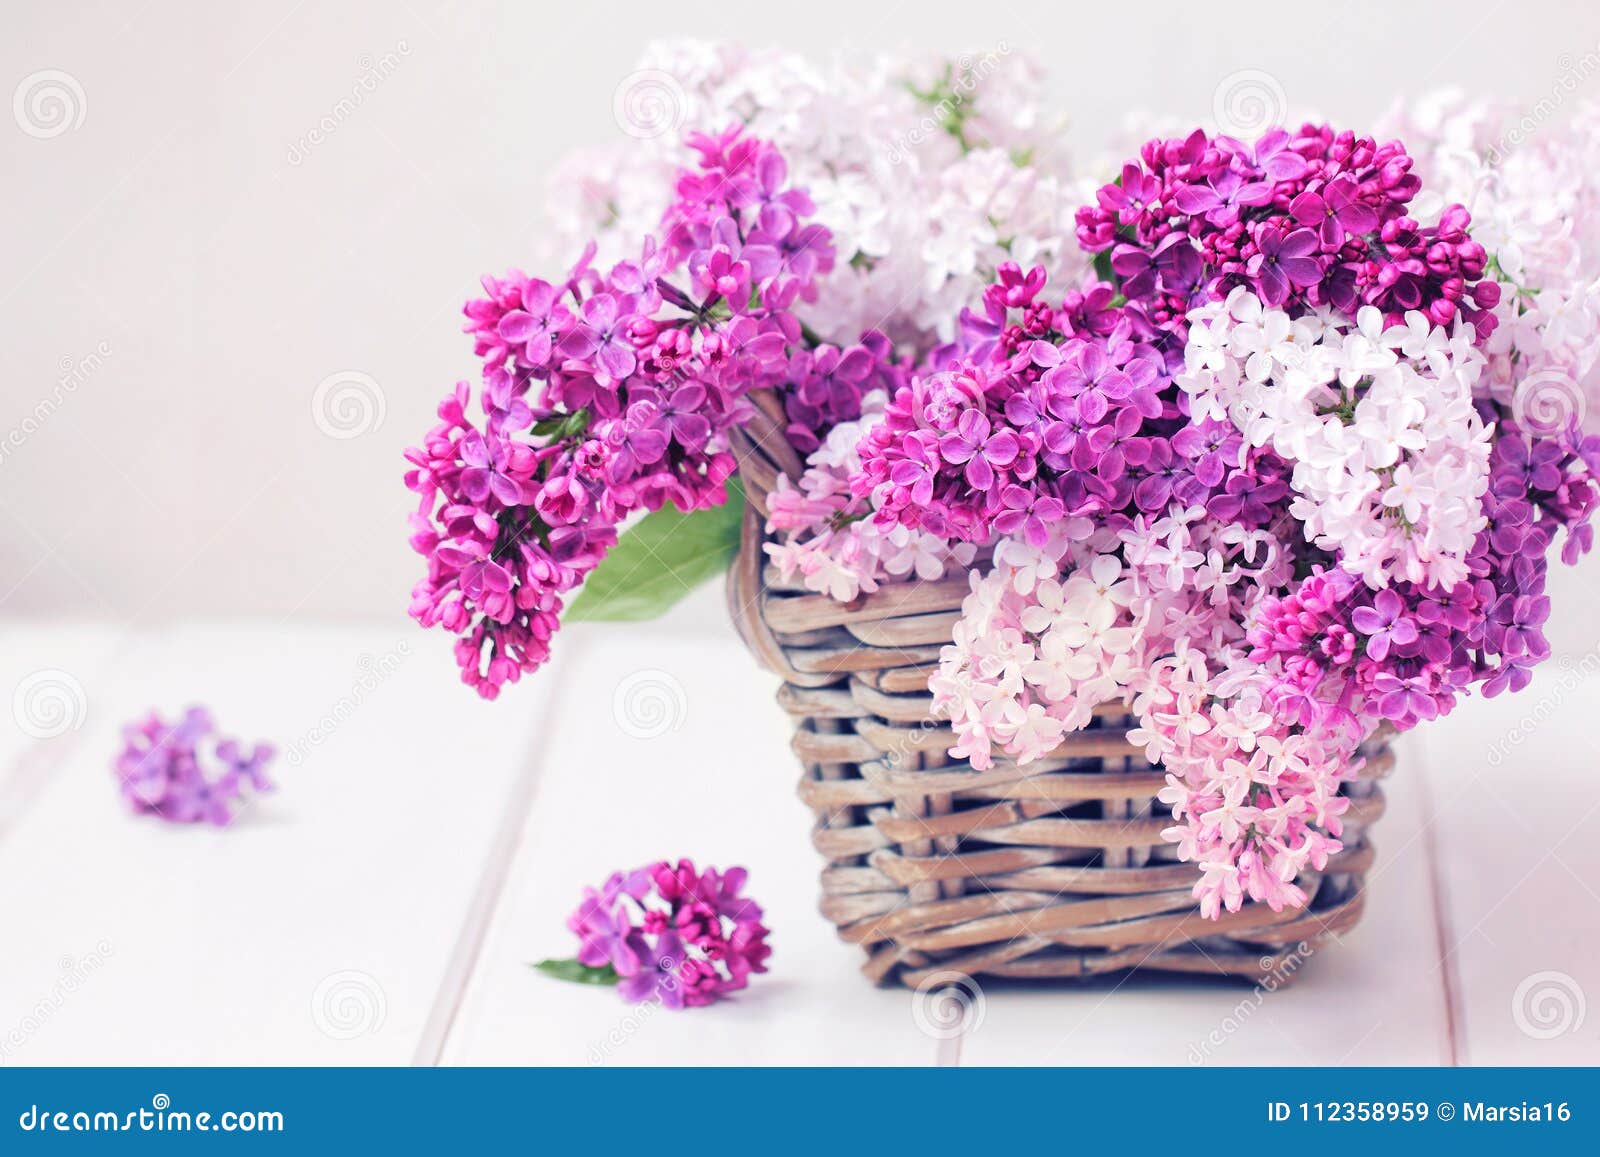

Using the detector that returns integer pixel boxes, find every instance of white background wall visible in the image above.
[4,0,1600,649]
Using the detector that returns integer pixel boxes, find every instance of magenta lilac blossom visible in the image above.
[1075,125,1502,343]
[113,707,275,826]
[551,859,771,1009]
[405,130,839,698]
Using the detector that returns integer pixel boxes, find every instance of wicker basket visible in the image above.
[727,390,1392,988]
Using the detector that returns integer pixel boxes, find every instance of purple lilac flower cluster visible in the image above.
[1248,418,1600,731]
[405,129,871,698]
[566,859,771,1008]
[782,330,910,453]
[112,707,275,826]
[1074,125,1502,344]
[853,264,1275,545]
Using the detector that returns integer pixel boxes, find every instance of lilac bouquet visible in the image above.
[404,44,1600,921]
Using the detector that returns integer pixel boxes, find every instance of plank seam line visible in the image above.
[1416,731,1466,1066]
[410,632,592,1066]
[0,624,144,840]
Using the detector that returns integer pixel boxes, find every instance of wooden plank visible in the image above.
[1420,664,1600,1065]
[0,620,130,835]
[437,631,938,1065]
[0,621,560,1065]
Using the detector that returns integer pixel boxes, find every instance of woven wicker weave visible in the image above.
[727,389,1391,988]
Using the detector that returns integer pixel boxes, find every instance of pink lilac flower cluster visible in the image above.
[566,859,771,1008]
[764,390,978,601]
[1074,125,1503,347]
[112,707,275,826]
[405,129,853,698]
[927,517,1354,916]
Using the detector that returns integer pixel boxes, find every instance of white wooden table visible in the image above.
[2,606,1598,1066]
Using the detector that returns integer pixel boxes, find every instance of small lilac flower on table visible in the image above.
[536,860,771,1008]
[112,707,275,826]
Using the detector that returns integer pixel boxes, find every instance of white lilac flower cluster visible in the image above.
[1381,91,1600,436]
[931,513,1292,766]
[1178,289,1493,590]
[540,39,1089,352]
[764,392,976,600]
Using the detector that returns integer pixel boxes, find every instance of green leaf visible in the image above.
[531,958,620,985]
[531,409,590,441]
[564,475,745,623]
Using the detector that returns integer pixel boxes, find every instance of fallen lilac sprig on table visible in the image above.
[112,707,275,826]
[536,859,770,1009]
